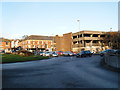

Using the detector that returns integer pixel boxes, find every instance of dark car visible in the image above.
[100,49,115,56]
[76,50,92,58]
[76,51,86,57]
[85,50,92,57]
[114,49,120,54]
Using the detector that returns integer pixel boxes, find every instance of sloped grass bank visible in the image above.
[1,54,49,63]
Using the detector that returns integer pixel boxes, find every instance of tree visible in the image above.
[22,35,28,40]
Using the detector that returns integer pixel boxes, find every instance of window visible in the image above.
[93,34,99,37]
[73,36,77,39]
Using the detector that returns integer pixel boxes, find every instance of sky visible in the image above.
[1,2,118,39]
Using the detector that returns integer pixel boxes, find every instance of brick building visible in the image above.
[55,30,120,53]
[20,35,54,51]
[0,38,11,50]
[55,32,72,52]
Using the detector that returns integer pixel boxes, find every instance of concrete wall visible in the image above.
[103,54,120,68]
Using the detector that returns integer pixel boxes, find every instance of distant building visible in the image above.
[1,30,119,53]
[55,30,120,53]
[72,31,109,52]
[20,35,54,51]
[11,39,20,48]
[0,38,11,51]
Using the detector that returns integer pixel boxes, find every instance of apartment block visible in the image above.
[20,35,54,51]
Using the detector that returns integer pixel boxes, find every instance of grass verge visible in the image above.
[0,54,49,64]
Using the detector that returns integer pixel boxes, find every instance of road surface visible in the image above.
[2,55,120,88]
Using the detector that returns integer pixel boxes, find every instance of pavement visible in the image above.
[2,55,120,88]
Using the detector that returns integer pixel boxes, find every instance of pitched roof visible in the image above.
[25,35,53,40]
[0,38,11,42]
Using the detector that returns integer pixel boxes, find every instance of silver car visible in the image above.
[63,51,74,56]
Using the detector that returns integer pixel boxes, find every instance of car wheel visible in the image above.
[76,56,79,58]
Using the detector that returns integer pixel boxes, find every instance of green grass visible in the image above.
[0,54,49,63]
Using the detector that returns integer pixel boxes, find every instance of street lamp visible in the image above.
[77,20,80,31]
[77,19,80,52]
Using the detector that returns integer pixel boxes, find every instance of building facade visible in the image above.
[72,31,110,52]
[55,32,72,52]
[20,35,54,51]
[0,38,11,50]
[55,30,119,53]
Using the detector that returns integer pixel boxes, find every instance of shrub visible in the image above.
[15,50,33,56]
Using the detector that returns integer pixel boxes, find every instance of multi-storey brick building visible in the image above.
[20,35,54,51]
[72,31,109,52]
[55,30,120,53]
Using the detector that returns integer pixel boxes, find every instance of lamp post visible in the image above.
[77,20,80,31]
[77,19,80,52]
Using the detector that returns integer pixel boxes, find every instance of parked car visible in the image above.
[0,50,5,54]
[51,52,58,57]
[44,52,52,56]
[85,50,92,57]
[114,49,120,54]
[76,50,92,58]
[56,51,63,56]
[39,52,45,56]
[71,51,77,56]
[63,51,74,56]
[100,49,115,56]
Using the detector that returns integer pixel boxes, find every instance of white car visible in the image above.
[44,52,52,56]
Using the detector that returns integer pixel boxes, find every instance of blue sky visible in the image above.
[2,2,118,39]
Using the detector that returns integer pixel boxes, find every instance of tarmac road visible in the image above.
[2,55,120,88]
